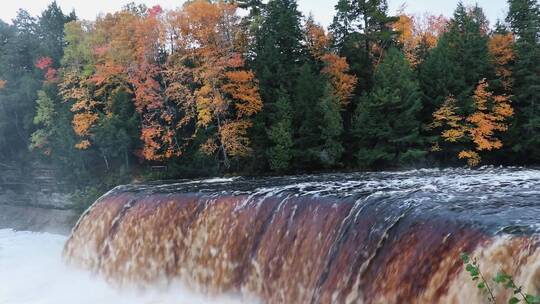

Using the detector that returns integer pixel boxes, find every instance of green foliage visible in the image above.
[62,21,94,76]
[293,64,327,169]
[461,253,540,304]
[316,85,344,168]
[0,3,73,162]
[251,0,306,172]
[37,1,76,62]
[419,4,496,163]
[0,11,42,160]
[330,0,397,93]
[0,0,539,203]
[420,3,494,113]
[504,0,540,164]
[93,88,140,172]
[267,90,294,173]
[352,48,425,168]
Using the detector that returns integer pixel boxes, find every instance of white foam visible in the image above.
[0,229,247,304]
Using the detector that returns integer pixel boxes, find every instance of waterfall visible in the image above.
[64,168,540,303]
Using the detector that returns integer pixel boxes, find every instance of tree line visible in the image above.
[0,0,538,192]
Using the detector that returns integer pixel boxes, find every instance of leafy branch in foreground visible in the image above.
[461,253,540,304]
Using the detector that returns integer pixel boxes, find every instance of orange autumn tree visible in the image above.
[61,7,172,158]
[59,19,111,151]
[60,69,99,150]
[58,21,97,150]
[91,6,170,160]
[164,0,262,167]
[393,13,448,66]
[489,33,515,91]
[432,79,514,166]
[393,14,415,62]
[0,79,5,90]
[305,17,357,107]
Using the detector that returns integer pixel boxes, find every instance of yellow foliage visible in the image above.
[489,33,515,90]
[321,53,358,107]
[458,150,481,167]
[394,15,414,46]
[392,14,448,66]
[200,137,219,155]
[219,120,252,157]
[75,140,91,150]
[305,17,331,58]
[223,70,263,117]
[72,113,99,137]
[304,19,357,107]
[162,0,261,163]
[432,79,513,166]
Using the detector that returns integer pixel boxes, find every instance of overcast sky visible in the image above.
[0,0,509,28]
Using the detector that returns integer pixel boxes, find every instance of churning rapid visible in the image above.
[64,168,540,303]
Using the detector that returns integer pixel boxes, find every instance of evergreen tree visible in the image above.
[315,85,344,168]
[293,64,344,169]
[236,0,264,18]
[37,1,76,64]
[329,0,397,166]
[267,89,294,173]
[292,63,325,168]
[330,0,397,93]
[352,48,425,168]
[419,3,495,161]
[505,0,540,163]
[0,4,74,163]
[420,3,493,111]
[0,10,41,161]
[251,0,306,172]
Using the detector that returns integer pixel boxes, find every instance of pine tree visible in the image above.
[329,0,397,166]
[293,63,325,168]
[251,0,306,172]
[329,0,397,93]
[419,3,495,161]
[352,48,425,168]
[0,10,42,160]
[267,89,293,173]
[292,64,344,169]
[316,85,344,168]
[236,0,264,18]
[420,3,493,109]
[37,1,76,64]
[505,0,540,163]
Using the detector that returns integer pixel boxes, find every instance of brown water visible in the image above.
[64,168,540,303]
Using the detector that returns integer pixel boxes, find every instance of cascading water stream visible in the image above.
[63,168,540,303]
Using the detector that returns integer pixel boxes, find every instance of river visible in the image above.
[2,168,540,303]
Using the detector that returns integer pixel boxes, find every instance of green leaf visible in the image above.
[494,272,510,284]
[506,281,517,289]
[508,297,520,304]
[525,294,540,304]
[461,253,470,264]
[477,282,486,289]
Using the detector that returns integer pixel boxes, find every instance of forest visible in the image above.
[0,0,538,201]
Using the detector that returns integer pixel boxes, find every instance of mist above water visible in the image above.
[0,229,248,304]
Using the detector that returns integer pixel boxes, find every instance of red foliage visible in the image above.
[35,57,53,70]
[45,68,58,82]
[149,5,163,18]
